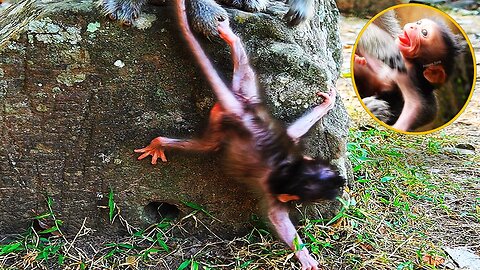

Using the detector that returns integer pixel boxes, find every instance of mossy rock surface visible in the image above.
[0,0,349,236]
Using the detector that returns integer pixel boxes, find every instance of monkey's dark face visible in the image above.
[268,159,345,203]
[397,19,446,62]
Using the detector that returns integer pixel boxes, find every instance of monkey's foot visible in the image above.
[295,249,318,270]
[134,137,167,164]
[100,0,147,26]
[223,0,267,12]
[218,20,238,45]
[363,96,393,124]
[188,0,228,37]
[284,0,314,26]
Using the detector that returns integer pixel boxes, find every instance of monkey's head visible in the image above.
[268,158,345,204]
[396,18,464,85]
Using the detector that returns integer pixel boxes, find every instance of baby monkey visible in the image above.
[134,0,344,268]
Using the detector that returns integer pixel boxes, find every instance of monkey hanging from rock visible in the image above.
[98,0,315,37]
[353,10,465,132]
[134,0,344,268]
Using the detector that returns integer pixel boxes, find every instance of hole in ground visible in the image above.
[144,201,180,223]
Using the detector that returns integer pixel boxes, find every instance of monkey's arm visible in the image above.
[267,198,318,270]
[286,88,336,141]
[175,0,243,116]
[135,104,224,164]
[391,75,422,131]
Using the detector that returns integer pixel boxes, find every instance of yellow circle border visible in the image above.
[350,3,477,135]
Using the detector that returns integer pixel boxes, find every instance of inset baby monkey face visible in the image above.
[397,19,447,61]
[351,4,476,134]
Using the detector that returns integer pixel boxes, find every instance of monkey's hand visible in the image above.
[296,248,319,270]
[134,137,167,164]
[354,54,367,66]
[286,88,336,140]
[316,87,336,112]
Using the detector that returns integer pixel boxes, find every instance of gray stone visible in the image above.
[0,0,350,236]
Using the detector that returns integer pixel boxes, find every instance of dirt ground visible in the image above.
[337,10,480,144]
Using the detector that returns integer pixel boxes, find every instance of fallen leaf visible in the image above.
[422,254,445,266]
[360,243,374,251]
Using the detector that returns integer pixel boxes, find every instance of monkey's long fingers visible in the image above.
[316,88,336,108]
[296,249,318,270]
[136,150,153,160]
[354,54,367,66]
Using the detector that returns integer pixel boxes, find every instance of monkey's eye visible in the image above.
[421,29,428,37]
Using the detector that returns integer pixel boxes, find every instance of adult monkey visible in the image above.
[134,0,345,268]
[99,0,315,37]
[354,10,464,131]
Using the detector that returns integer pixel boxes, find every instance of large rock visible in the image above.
[0,0,350,236]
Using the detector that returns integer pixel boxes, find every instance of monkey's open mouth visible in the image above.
[398,31,410,47]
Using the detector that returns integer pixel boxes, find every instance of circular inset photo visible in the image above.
[351,4,476,134]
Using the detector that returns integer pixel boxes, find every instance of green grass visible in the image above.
[0,125,478,269]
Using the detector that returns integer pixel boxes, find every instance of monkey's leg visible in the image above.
[390,73,422,131]
[284,0,314,26]
[217,19,260,103]
[286,88,336,141]
[135,103,225,164]
[176,0,244,115]
[99,0,147,25]
[267,199,319,270]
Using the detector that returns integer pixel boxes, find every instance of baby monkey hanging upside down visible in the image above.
[134,0,345,268]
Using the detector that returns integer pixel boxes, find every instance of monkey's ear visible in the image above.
[423,65,446,84]
[277,194,300,203]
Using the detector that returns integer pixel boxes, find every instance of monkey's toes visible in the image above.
[100,0,143,26]
[188,0,228,37]
[226,0,267,12]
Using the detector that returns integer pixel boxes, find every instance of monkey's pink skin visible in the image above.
[354,54,367,66]
[316,88,336,108]
[217,20,237,46]
[134,137,167,164]
[296,248,319,270]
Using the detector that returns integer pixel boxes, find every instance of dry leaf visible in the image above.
[360,243,374,251]
[422,254,445,266]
